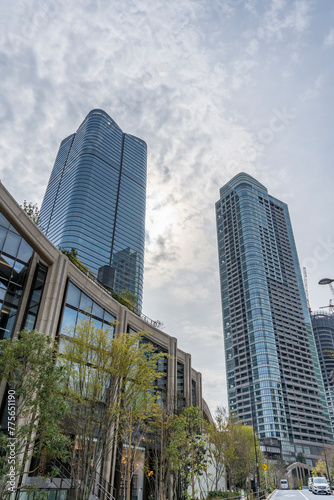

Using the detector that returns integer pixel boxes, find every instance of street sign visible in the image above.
[262,463,268,471]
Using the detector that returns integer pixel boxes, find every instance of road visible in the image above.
[273,489,332,500]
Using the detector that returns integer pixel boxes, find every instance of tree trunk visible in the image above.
[191,433,195,500]
[126,407,132,500]
[159,418,163,500]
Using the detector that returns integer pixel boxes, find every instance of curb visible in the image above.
[266,490,278,500]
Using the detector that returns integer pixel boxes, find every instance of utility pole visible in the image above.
[251,400,261,498]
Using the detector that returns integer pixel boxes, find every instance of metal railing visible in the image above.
[13,458,115,500]
[15,488,69,499]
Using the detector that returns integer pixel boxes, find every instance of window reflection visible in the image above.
[3,232,21,256]
[22,265,48,331]
[59,281,115,340]
[0,213,34,339]
[61,307,78,335]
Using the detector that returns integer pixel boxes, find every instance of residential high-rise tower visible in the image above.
[40,109,147,311]
[215,173,332,464]
[311,311,334,432]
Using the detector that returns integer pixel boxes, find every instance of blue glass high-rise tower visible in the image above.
[311,311,334,433]
[40,109,147,311]
[216,173,332,464]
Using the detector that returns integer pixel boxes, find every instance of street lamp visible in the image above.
[319,279,334,285]
[323,445,331,484]
[252,425,261,499]
[319,278,333,486]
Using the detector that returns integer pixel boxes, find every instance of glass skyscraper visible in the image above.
[216,172,332,464]
[40,109,147,311]
[311,311,334,433]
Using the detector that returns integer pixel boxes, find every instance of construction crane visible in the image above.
[303,267,311,312]
[319,299,334,311]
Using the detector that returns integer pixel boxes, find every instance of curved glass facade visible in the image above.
[216,173,332,463]
[311,311,334,433]
[40,109,147,311]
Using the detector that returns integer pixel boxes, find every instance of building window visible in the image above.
[59,281,116,347]
[192,379,196,406]
[0,212,34,339]
[22,264,48,331]
[177,362,185,407]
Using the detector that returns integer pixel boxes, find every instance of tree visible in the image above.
[144,404,175,500]
[228,415,263,491]
[266,458,287,488]
[61,318,166,500]
[21,201,40,225]
[312,459,327,477]
[204,406,231,494]
[312,448,334,479]
[166,406,208,500]
[61,247,91,275]
[205,409,263,493]
[0,330,69,499]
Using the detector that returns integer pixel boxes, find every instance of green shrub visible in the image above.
[208,491,240,499]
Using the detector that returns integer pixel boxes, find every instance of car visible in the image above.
[312,477,331,495]
[281,479,289,490]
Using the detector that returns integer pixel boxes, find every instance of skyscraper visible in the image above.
[311,311,334,432]
[216,172,332,464]
[40,109,147,311]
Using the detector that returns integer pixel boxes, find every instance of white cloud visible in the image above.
[257,0,313,42]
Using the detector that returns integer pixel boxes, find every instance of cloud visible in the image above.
[257,0,313,42]
[324,28,334,47]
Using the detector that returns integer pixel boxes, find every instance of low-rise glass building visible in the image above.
[0,181,209,499]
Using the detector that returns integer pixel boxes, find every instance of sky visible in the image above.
[1,0,334,414]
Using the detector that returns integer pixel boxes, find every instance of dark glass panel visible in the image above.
[24,313,36,331]
[0,256,13,275]
[0,303,17,339]
[5,282,23,307]
[22,265,47,331]
[177,362,184,395]
[192,379,197,406]
[10,262,28,287]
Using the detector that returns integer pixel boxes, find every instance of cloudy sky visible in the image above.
[1,0,334,413]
